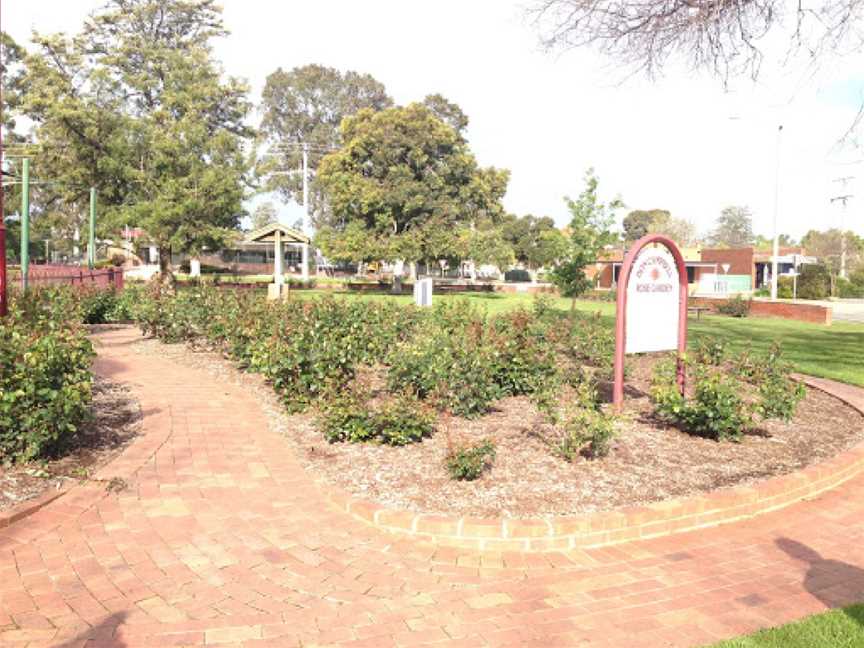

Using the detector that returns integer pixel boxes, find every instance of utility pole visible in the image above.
[20,158,30,290]
[88,187,97,269]
[831,176,854,280]
[301,142,310,281]
[302,143,309,231]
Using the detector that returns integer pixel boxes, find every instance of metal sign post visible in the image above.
[0,220,6,317]
[613,234,689,412]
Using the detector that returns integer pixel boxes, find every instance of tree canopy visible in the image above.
[314,103,510,268]
[552,169,622,298]
[501,213,568,269]
[708,206,755,248]
[530,0,864,82]
[259,64,393,222]
[19,0,252,271]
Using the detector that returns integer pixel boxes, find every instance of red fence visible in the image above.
[24,265,125,291]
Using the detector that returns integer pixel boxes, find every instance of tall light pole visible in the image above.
[771,125,783,301]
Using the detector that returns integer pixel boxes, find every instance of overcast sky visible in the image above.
[6,0,864,240]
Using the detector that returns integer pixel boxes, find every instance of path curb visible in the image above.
[324,375,864,552]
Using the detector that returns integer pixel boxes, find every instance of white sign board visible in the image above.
[625,247,680,354]
[414,278,433,307]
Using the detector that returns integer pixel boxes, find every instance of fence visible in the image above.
[22,265,125,291]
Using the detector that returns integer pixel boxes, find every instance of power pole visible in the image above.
[831,176,854,280]
[302,142,309,231]
[301,143,310,280]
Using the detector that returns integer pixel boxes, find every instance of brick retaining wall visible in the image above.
[691,297,832,325]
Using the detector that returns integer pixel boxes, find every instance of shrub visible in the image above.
[445,439,496,480]
[652,342,804,441]
[318,388,435,446]
[797,264,831,300]
[653,364,753,442]
[504,268,531,283]
[1,290,94,462]
[375,392,436,446]
[488,309,559,396]
[716,295,751,318]
[777,276,794,299]
[837,277,864,298]
[693,338,726,365]
[388,327,501,418]
[317,389,377,444]
[559,311,615,374]
[135,288,421,412]
[733,343,805,422]
[532,376,617,459]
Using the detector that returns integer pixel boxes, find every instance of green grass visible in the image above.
[706,604,864,647]
[288,290,864,387]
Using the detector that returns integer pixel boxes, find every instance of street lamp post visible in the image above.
[771,125,783,301]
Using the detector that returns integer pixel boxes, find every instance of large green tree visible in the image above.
[500,213,568,271]
[709,206,755,248]
[259,64,392,222]
[21,0,252,273]
[315,103,509,275]
[802,228,864,294]
[552,169,622,303]
[622,209,669,242]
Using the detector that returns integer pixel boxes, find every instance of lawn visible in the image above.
[706,604,864,647]
[290,290,864,387]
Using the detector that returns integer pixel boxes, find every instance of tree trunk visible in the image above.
[157,246,176,291]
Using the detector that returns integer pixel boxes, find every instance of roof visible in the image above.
[244,223,311,244]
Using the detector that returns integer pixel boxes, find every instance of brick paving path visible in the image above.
[2,326,864,648]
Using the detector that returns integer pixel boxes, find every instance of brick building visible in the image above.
[592,245,815,294]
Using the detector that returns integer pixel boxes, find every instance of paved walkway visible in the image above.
[2,327,864,648]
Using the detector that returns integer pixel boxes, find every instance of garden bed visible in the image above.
[0,377,142,513]
[129,337,864,519]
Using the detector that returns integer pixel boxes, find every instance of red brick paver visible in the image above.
[2,327,864,647]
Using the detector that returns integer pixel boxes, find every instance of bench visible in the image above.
[688,306,711,320]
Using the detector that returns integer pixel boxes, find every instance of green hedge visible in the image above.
[1,290,95,462]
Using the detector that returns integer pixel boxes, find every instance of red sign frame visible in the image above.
[613,234,688,411]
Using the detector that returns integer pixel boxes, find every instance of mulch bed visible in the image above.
[0,377,142,513]
[130,335,864,518]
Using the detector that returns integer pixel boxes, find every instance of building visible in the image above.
[592,245,816,295]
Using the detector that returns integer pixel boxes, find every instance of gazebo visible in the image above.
[244,223,312,298]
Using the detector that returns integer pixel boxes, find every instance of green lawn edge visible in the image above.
[705,604,864,647]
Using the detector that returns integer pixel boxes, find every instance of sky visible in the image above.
[6,0,864,241]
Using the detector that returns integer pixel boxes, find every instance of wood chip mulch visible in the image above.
[0,377,143,513]
[131,336,864,519]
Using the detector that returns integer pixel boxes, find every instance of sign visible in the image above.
[613,234,688,411]
[624,247,680,354]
